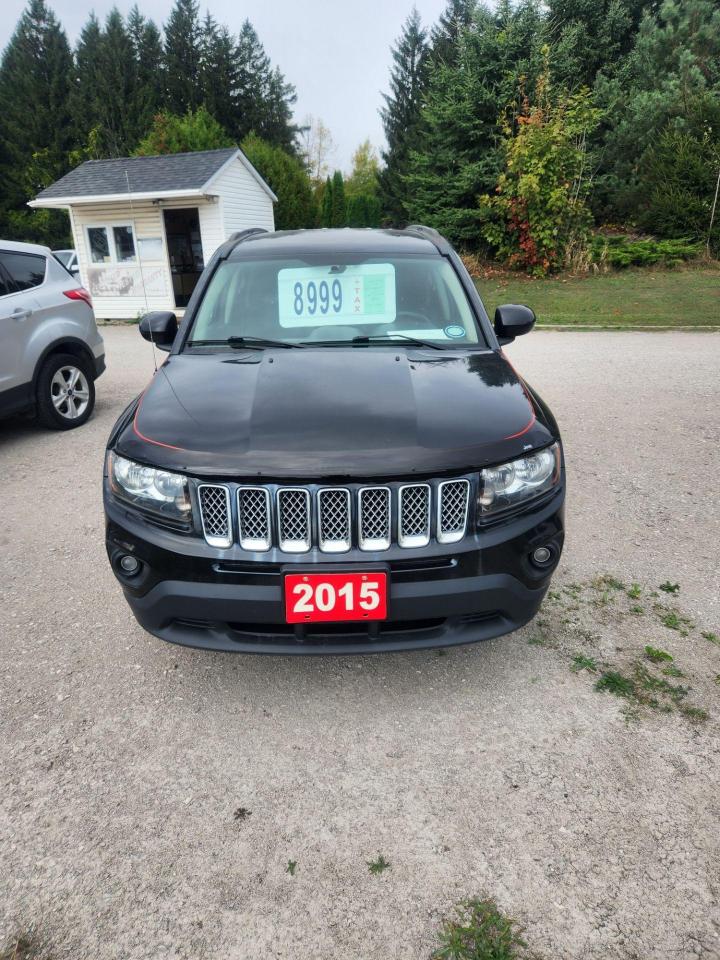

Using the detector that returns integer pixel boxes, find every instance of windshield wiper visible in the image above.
[187,336,304,349]
[302,334,445,351]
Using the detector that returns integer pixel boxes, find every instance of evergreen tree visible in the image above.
[127,7,164,141]
[260,66,298,152]
[330,170,347,226]
[403,1,545,245]
[0,0,75,242]
[321,175,333,226]
[97,9,137,155]
[235,19,271,138]
[430,0,477,64]
[378,8,429,224]
[164,0,202,114]
[200,14,239,137]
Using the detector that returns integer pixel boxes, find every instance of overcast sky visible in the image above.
[1,0,448,170]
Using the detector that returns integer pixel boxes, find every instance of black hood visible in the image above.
[116,348,554,479]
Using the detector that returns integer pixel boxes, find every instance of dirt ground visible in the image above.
[1,328,718,960]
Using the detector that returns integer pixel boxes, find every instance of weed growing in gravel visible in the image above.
[629,605,645,615]
[367,854,391,875]
[233,807,251,822]
[286,860,297,876]
[592,574,625,592]
[658,609,693,635]
[0,929,47,960]
[432,898,529,960]
[662,665,685,678]
[701,631,719,645]
[659,582,680,594]
[571,654,597,673]
[644,645,673,664]
[714,675,720,686]
[627,583,642,599]
[678,705,708,723]
[595,671,635,698]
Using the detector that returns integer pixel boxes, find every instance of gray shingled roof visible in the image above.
[34,148,239,200]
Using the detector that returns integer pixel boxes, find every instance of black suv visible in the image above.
[104,227,565,654]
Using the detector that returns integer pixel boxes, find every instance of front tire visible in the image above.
[36,353,95,430]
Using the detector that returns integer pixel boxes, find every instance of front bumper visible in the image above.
[105,487,564,654]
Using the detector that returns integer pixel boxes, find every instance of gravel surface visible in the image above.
[1,328,719,960]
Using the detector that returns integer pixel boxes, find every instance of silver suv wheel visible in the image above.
[51,365,91,420]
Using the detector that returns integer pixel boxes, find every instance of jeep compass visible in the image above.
[104,227,565,654]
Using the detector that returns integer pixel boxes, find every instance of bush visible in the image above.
[591,235,703,268]
[241,134,317,230]
[478,58,601,276]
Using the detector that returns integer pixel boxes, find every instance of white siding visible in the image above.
[211,156,275,237]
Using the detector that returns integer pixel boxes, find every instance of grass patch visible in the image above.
[627,583,642,599]
[659,581,680,594]
[433,898,529,960]
[678,705,709,723]
[367,854,391,875]
[662,665,685,678]
[701,631,719,645]
[571,654,597,673]
[658,609,693,635]
[629,605,645,615]
[479,262,720,328]
[595,670,635,698]
[644,645,673,664]
[286,860,297,876]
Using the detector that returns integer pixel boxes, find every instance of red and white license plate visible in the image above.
[284,571,387,624]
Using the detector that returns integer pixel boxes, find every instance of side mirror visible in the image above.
[139,311,177,352]
[494,304,536,345]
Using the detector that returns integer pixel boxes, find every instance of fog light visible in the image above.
[532,546,552,565]
[119,554,140,575]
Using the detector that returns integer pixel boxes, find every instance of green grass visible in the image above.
[644,645,673,664]
[478,263,720,328]
[433,899,529,960]
[367,854,391,875]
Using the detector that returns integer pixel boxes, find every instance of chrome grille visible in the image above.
[238,486,271,551]
[197,477,472,551]
[318,488,351,552]
[398,484,431,548]
[198,484,232,548]
[358,486,391,551]
[277,488,311,552]
[438,479,470,544]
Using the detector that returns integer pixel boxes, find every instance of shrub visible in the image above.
[478,55,601,276]
[590,235,703,268]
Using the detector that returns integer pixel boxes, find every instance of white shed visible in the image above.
[29,148,276,319]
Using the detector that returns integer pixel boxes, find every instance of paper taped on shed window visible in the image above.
[278,264,396,327]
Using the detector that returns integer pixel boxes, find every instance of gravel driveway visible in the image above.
[1,328,719,960]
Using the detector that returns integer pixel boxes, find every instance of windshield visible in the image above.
[185,254,484,349]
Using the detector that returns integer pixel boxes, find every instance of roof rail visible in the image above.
[402,223,450,253]
[216,227,268,261]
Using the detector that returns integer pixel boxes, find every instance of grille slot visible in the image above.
[318,488,351,552]
[277,488,311,552]
[237,486,271,551]
[398,484,431,548]
[198,484,232,548]
[358,486,391,551]
[437,479,470,544]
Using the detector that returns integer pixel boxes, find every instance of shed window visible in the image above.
[87,224,137,264]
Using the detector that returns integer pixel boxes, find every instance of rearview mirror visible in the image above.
[494,304,536,345]
[139,311,177,351]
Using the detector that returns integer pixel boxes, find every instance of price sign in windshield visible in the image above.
[278,263,396,328]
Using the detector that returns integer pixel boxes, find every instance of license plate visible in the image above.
[284,571,387,624]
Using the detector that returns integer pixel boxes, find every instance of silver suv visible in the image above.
[0,240,105,429]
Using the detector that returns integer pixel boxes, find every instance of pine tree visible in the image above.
[403,1,545,246]
[0,0,75,242]
[200,14,239,137]
[260,67,298,152]
[164,0,202,114]
[235,19,271,139]
[98,9,137,155]
[330,170,346,227]
[321,175,333,227]
[430,0,477,64]
[378,8,429,225]
[128,7,164,143]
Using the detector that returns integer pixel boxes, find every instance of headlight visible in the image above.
[108,452,192,522]
[477,443,561,517]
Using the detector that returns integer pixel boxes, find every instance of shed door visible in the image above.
[163,208,204,307]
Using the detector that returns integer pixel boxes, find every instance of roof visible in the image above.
[29,148,277,207]
[226,227,444,260]
[0,239,51,256]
